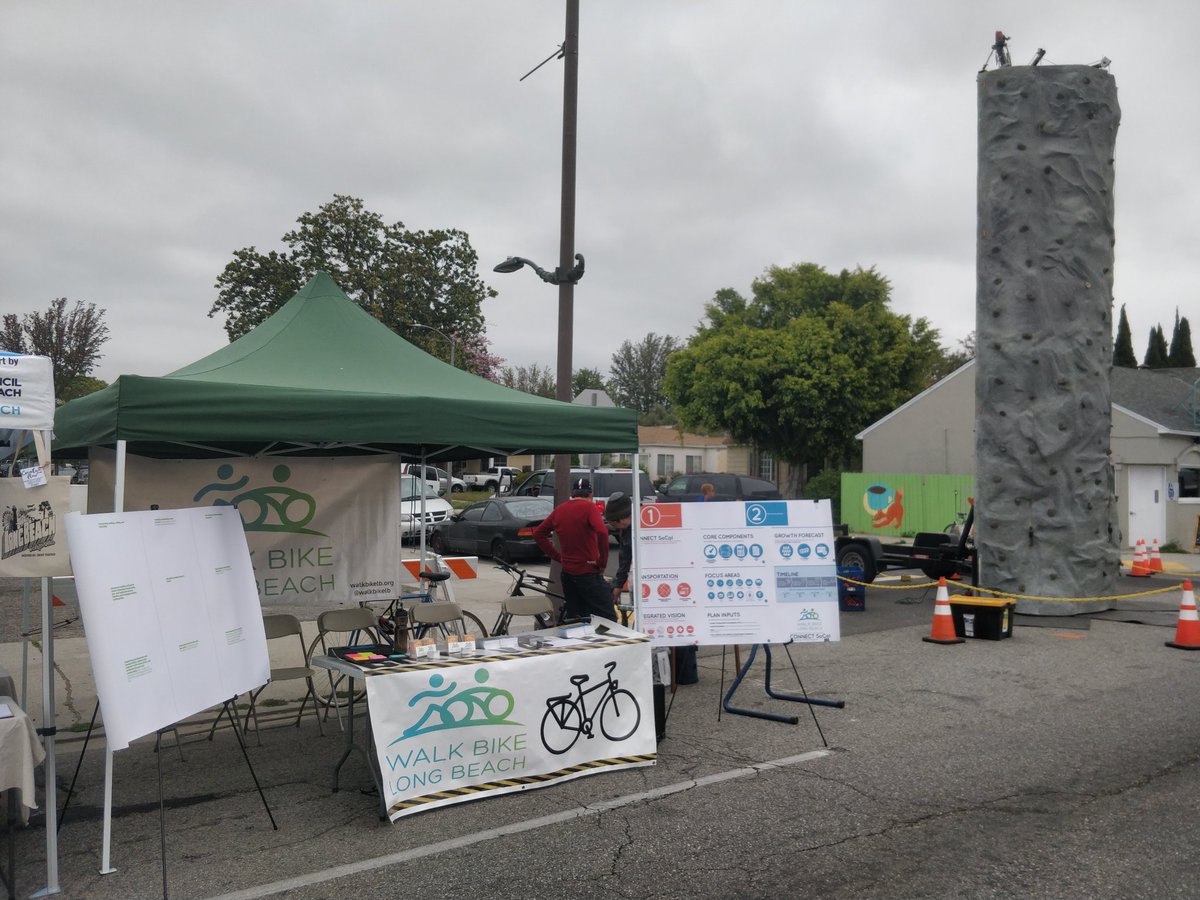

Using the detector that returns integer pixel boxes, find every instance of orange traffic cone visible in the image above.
[1166,581,1200,650]
[922,578,964,645]
[1148,538,1164,572]
[1129,539,1150,577]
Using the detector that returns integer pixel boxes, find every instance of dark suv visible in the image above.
[656,473,782,503]
[513,468,656,507]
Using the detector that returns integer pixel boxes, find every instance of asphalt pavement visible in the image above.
[5,555,1200,899]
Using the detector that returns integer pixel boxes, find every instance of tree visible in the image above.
[501,364,556,398]
[571,367,607,398]
[208,195,496,366]
[1113,305,1137,368]
[664,263,944,495]
[1168,310,1196,367]
[1,298,111,398]
[1143,324,1170,368]
[457,333,505,382]
[609,333,679,414]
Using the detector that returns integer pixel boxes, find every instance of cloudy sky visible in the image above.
[3,1,1197,385]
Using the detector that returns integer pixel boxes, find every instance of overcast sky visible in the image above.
[3,2,1197,385]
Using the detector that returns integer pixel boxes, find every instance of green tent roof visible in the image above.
[54,273,638,460]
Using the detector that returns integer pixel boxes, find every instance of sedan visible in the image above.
[429,496,553,562]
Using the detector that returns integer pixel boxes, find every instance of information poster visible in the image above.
[64,506,269,750]
[0,352,55,430]
[636,499,839,647]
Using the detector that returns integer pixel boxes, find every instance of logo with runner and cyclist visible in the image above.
[539,660,642,755]
[391,669,520,743]
[193,463,326,536]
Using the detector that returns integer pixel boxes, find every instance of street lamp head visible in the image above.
[493,257,528,275]
[492,253,584,285]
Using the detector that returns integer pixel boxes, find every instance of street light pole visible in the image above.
[554,0,580,507]
[405,322,457,369]
[493,0,583,509]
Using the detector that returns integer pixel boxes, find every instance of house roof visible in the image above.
[1111,366,1200,434]
[638,425,729,447]
[857,360,1200,439]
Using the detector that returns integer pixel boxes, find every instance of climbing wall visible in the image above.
[975,65,1120,612]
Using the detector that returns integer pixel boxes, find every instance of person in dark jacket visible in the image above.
[604,492,697,684]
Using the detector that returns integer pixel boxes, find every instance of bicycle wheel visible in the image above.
[461,609,489,639]
[540,699,583,755]
[598,688,641,742]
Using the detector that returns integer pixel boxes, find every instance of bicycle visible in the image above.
[490,558,564,635]
[540,660,641,755]
[366,556,489,648]
[944,495,975,541]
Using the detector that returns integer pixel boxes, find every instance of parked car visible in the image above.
[512,467,656,511]
[400,463,466,495]
[399,474,454,541]
[656,473,782,503]
[429,496,554,562]
[462,465,523,492]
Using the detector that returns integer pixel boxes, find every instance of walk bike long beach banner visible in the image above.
[364,629,656,821]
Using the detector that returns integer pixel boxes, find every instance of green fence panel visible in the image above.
[841,473,975,537]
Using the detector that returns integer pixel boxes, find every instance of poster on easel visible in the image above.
[635,499,840,647]
[64,505,269,750]
[0,476,73,576]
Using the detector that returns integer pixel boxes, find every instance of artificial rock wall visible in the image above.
[975,65,1120,612]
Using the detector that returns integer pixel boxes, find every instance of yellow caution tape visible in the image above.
[836,574,1181,603]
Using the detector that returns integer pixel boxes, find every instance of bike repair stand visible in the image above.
[719,643,843,741]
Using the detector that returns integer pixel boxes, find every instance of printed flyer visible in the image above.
[635,499,839,646]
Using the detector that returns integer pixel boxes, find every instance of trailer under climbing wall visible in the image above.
[975,64,1121,613]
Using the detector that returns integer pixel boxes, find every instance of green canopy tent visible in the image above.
[54,271,638,460]
[51,273,641,879]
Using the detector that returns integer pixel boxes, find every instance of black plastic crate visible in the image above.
[949,598,1014,640]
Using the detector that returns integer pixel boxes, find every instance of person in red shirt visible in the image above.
[533,477,616,622]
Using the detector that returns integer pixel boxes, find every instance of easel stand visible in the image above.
[59,698,276,897]
[719,644,844,740]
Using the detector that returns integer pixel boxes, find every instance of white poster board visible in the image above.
[64,506,269,750]
[88,449,403,606]
[635,499,840,646]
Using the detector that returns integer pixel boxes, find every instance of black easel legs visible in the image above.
[721,644,844,733]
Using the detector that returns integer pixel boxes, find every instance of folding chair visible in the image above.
[410,601,480,641]
[308,607,381,730]
[246,613,324,745]
[491,594,556,636]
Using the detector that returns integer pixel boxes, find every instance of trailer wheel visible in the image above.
[836,542,877,583]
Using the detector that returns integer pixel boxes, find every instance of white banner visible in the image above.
[89,449,402,605]
[64,506,270,750]
[635,500,840,646]
[365,631,656,821]
[0,475,73,577]
[0,353,55,430]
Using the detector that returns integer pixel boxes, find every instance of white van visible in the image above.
[400,473,454,541]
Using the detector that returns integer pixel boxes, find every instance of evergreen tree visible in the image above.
[1113,305,1137,367]
[1143,324,1170,368]
[1168,310,1197,367]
